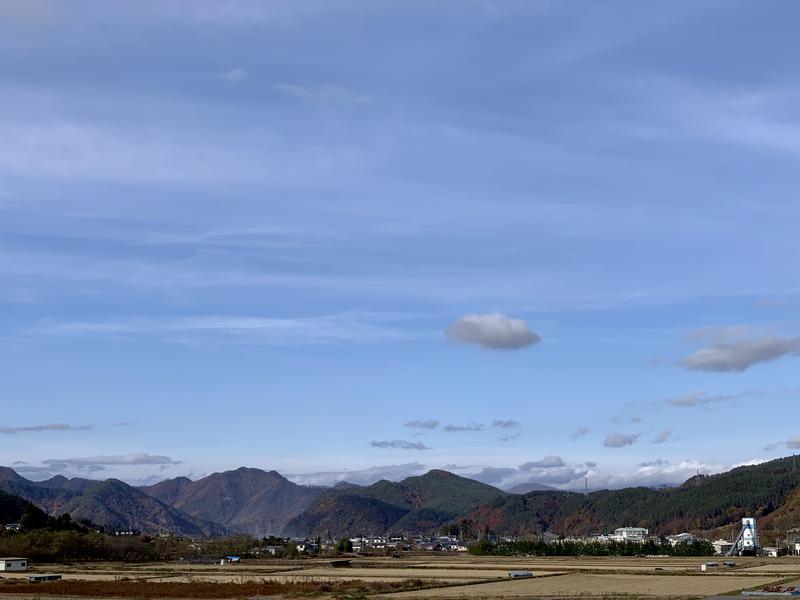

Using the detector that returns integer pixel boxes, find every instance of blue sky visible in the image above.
[1,0,799,489]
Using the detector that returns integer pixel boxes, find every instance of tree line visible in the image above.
[468,538,715,557]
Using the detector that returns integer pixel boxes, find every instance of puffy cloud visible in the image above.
[680,330,800,372]
[665,390,754,407]
[653,429,673,444]
[520,456,565,470]
[603,433,640,448]
[404,419,439,429]
[222,67,248,83]
[445,313,541,350]
[369,440,430,450]
[0,423,91,434]
[492,419,520,429]
[443,423,484,432]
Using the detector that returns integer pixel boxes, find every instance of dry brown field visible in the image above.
[1,554,798,598]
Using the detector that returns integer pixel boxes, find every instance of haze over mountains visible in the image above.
[1,457,800,540]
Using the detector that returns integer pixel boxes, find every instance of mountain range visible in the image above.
[0,467,224,536]
[2,456,799,540]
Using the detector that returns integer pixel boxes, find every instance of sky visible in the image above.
[1,0,799,490]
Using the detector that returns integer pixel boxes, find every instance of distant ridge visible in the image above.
[506,482,557,494]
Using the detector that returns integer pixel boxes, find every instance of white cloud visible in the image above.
[222,67,248,83]
[603,432,640,448]
[445,313,541,350]
[681,336,800,372]
[679,326,800,372]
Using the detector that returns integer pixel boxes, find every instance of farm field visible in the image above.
[0,554,797,598]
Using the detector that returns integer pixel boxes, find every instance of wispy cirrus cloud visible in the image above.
[653,429,673,444]
[445,313,541,350]
[404,419,439,430]
[665,390,756,407]
[33,313,413,347]
[0,423,91,434]
[369,440,430,450]
[222,66,248,83]
[571,427,591,440]
[272,83,368,103]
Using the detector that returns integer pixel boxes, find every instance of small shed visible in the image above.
[0,558,28,572]
[29,574,61,583]
[330,559,352,568]
[508,570,533,579]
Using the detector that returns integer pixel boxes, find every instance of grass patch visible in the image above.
[0,577,438,598]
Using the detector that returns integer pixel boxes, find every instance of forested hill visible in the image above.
[285,469,508,537]
[141,467,322,536]
[0,489,40,525]
[464,456,800,538]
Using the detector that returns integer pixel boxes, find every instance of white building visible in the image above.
[613,527,649,542]
[712,539,734,555]
[0,558,28,572]
[666,533,695,546]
